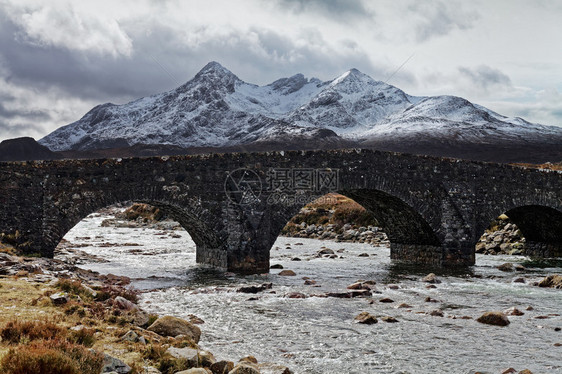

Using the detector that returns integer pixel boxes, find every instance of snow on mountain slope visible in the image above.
[39,61,562,152]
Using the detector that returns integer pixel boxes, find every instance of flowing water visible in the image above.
[59,211,562,374]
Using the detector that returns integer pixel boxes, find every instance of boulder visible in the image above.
[475,242,487,253]
[228,363,260,374]
[278,270,296,276]
[397,303,412,309]
[147,316,201,342]
[270,264,283,269]
[421,273,441,284]
[120,330,145,344]
[429,310,444,317]
[347,281,374,290]
[504,307,524,316]
[476,311,510,326]
[258,362,293,374]
[114,296,139,311]
[497,263,514,272]
[166,347,199,366]
[199,350,216,367]
[317,248,334,256]
[381,316,398,323]
[348,289,371,297]
[537,274,562,289]
[239,356,258,364]
[175,369,208,374]
[132,310,150,327]
[237,283,273,293]
[285,292,306,299]
[50,292,69,305]
[102,353,131,373]
[354,312,378,324]
[379,297,394,303]
[210,360,234,374]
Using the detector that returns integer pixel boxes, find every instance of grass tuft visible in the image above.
[0,320,64,344]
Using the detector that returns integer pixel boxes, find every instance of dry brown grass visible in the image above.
[282,193,378,234]
[0,340,104,374]
[0,320,64,344]
[0,242,16,255]
[513,162,562,171]
[0,276,145,371]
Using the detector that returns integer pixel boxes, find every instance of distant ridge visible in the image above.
[30,61,562,163]
[0,137,61,162]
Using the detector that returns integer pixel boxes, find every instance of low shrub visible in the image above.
[68,327,96,347]
[144,313,159,328]
[55,279,93,300]
[142,343,168,361]
[64,303,86,317]
[0,320,64,344]
[0,345,77,374]
[0,340,104,374]
[94,286,139,304]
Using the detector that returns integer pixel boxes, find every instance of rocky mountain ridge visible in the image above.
[37,61,562,163]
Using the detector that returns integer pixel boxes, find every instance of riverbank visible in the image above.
[0,248,293,374]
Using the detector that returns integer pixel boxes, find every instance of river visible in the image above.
[57,209,562,374]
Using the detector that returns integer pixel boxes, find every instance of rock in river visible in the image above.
[147,315,201,342]
[421,273,441,284]
[237,283,273,294]
[278,270,296,276]
[537,274,562,289]
[354,312,378,324]
[476,311,510,326]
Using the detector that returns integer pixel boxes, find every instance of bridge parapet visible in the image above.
[0,149,560,273]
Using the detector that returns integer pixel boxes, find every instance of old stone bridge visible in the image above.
[1,149,561,273]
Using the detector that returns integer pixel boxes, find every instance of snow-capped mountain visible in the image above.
[39,61,562,161]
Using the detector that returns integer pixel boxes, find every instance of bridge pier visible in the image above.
[390,243,475,267]
[195,244,228,270]
[522,241,562,258]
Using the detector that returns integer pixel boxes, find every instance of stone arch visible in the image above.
[265,188,442,265]
[476,202,562,258]
[340,189,440,246]
[42,197,222,264]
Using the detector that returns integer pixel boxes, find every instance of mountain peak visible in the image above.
[187,61,240,93]
[330,67,374,87]
[197,61,236,77]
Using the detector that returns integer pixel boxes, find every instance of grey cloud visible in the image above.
[409,1,479,42]
[0,102,52,122]
[0,11,389,101]
[273,0,374,22]
[458,65,512,92]
[0,6,406,140]
[0,121,46,139]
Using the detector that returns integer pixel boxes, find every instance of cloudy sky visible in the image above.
[0,0,561,142]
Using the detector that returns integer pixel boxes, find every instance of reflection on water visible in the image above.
[59,213,562,374]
